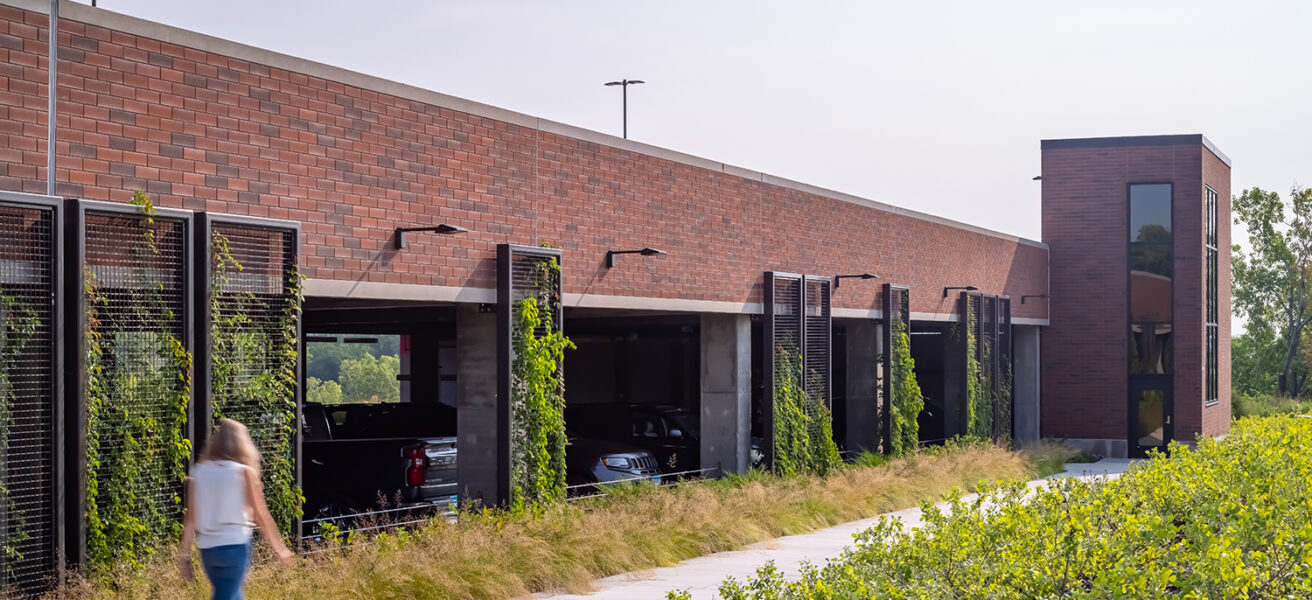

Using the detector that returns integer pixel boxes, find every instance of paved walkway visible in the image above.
[536,459,1132,600]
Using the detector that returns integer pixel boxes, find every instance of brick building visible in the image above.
[0,0,1229,587]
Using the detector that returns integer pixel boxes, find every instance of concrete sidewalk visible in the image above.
[536,459,1132,600]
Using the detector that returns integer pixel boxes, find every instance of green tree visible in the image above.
[1233,185,1312,396]
[305,376,343,405]
[339,354,400,403]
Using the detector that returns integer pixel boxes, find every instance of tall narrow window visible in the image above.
[1206,186,1219,405]
[1129,183,1173,374]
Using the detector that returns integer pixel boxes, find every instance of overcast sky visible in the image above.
[85,0,1311,241]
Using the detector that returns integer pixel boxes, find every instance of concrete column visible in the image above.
[700,313,751,476]
[456,304,500,507]
[843,319,882,454]
[1013,325,1042,444]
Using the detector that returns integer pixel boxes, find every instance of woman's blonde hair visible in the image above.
[199,418,260,474]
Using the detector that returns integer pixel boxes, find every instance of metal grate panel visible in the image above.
[0,196,59,594]
[496,244,564,507]
[881,284,910,453]
[74,203,192,567]
[803,278,831,407]
[202,219,300,530]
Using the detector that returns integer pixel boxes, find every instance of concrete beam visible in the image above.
[455,304,500,507]
[699,314,751,476]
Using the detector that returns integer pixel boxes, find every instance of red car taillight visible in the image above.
[403,445,426,487]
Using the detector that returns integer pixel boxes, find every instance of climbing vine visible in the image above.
[0,293,36,575]
[209,230,304,531]
[84,191,193,570]
[963,300,992,439]
[509,255,574,510]
[887,316,923,456]
[772,349,841,476]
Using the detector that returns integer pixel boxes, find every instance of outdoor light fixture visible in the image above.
[1021,294,1050,304]
[604,79,645,139]
[394,224,468,249]
[833,273,880,288]
[1032,175,1043,181]
[942,285,979,298]
[606,247,665,268]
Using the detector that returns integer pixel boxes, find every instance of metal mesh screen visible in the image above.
[208,223,298,528]
[496,244,565,506]
[0,202,56,592]
[804,278,830,406]
[997,298,1012,440]
[772,276,802,364]
[82,209,189,560]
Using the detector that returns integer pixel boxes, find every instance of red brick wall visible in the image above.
[0,4,1048,319]
[1041,140,1231,442]
[1202,150,1232,437]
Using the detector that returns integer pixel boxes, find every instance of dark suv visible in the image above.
[566,404,701,475]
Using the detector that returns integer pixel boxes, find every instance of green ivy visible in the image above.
[84,192,193,570]
[887,317,923,456]
[772,348,841,476]
[509,257,574,511]
[209,230,304,531]
[963,300,993,439]
[0,293,37,576]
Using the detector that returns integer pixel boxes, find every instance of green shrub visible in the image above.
[713,415,1312,599]
[1233,391,1312,419]
[887,318,923,456]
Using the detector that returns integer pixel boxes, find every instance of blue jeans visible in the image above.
[200,542,251,600]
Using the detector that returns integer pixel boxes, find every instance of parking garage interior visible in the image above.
[562,309,703,476]
[910,322,955,444]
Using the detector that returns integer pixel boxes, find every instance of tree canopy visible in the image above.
[1232,185,1312,397]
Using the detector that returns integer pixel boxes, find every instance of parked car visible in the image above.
[301,402,459,520]
[565,436,662,494]
[302,402,661,518]
[565,404,701,475]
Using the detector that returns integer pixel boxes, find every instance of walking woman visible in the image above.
[177,419,294,599]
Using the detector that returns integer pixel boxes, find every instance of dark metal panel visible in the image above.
[65,199,195,571]
[880,284,909,454]
[763,272,803,470]
[0,192,62,593]
[197,212,302,537]
[496,244,563,507]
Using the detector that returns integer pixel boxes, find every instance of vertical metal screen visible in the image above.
[496,244,564,506]
[881,284,909,453]
[70,201,192,568]
[197,215,301,532]
[762,272,802,468]
[0,193,60,594]
[997,297,1013,441]
[803,277,831,407]
[963,291,1012,442]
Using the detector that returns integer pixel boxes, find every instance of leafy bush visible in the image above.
[887,318,923,456]
[338,354,401,404]
[714,415,1312,599]
[1233,391,1312,419]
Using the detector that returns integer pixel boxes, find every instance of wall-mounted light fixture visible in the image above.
[942,285,979,298]
[395,224,468,249]
[606,247,666,268]
[1032,175,1042,181]
[833,273,879,288]
[1021,294,1050,304]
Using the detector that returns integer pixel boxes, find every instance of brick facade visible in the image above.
[0,2,1048,321]
[1041,136,1231,447]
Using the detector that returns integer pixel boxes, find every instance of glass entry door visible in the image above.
[1129,378,1172,457]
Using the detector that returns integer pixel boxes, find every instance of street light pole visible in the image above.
[603,79,644,139]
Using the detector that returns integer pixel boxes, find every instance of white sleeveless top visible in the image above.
[191,460,255,549]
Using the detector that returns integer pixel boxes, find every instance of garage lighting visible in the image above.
[833,273,879,288]
[606,247,666,268]
[1021,294,1050,304]
[942,285,979,298]
[394,224,468,249]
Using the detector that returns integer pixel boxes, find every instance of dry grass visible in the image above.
[53,443,1073,600]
